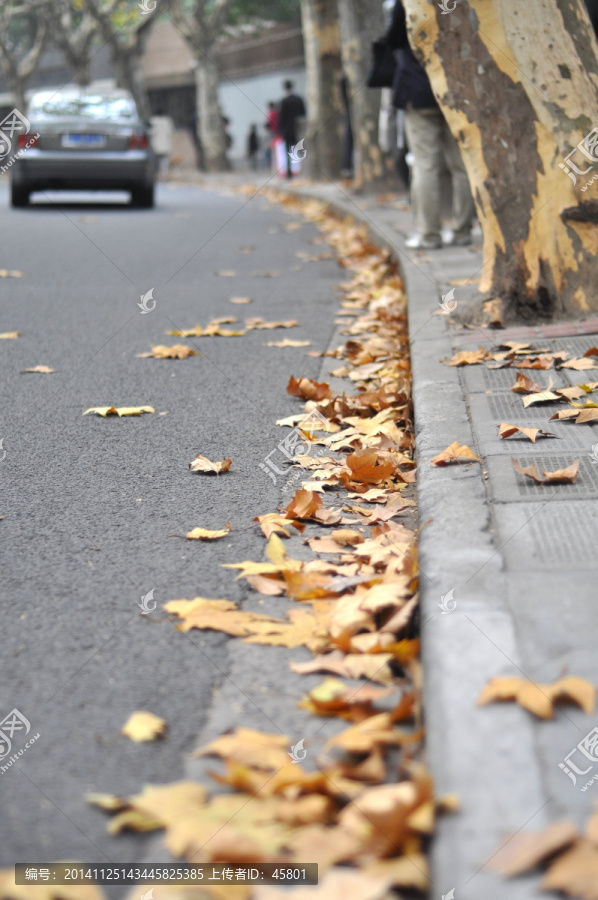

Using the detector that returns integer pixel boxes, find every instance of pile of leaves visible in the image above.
[85,194,447,899]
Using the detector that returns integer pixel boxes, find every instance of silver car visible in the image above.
[10,88,156,208]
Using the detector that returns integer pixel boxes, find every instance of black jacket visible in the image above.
[278,93,306,143]
[387,0,437,110]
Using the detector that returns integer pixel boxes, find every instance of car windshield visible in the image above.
[29,95,137,121]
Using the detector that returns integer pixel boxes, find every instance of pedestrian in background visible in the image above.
[247,124,260,171]
[386,0,475,249]
[278,80,306,179]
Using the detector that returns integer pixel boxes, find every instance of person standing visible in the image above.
[247,124,260,171]
[278,80,306,179]
[386,0,475,249]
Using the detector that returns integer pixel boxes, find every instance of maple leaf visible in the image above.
[478,675,595,718]
[83,406,154,417]
[430,442,482,466]
[189,454,232,474]
[287,375,332,401]
[185,525,231,541]
[253,513,304,538]
[488,820,579,876]
[511,372,543,393]
[511,458,580,484]
[497,423,558,443]
[137,345,197,359]
[445,348,488,366]
[121,711,167,743]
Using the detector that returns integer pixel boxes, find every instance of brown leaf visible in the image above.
[22,365,55,374]
[584,347,598,358]
[497,423,557,443]
[561,357,598,370]
[430,442,482,466]
[253,513,304,539]
[343,449,397,483]
[137,344,197,359]
[522,390,561,407]
[445,348,488,366]
[185,524,231,541]
[512,457,580,484]
[488,820,579,876]
[542,839,598,899]
[229,296,252,304]
[299,678,393,721]
[511,372,543,394]
[478,675,596,718]
[287,375,332,401]
[195,728,290,770]
[291,650,395,684]
[189,454,232,474]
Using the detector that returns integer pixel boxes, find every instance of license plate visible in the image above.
[61,133,106,148]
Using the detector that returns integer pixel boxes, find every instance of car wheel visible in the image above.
[11,184,30,208]
[130,185,155,208]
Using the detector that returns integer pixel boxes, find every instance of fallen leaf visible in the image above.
[253,271,279,277]
[185,524,231,541]
[430,442,482,466]
[267,339,311,348]
[542,839,598,899]
[488,820,579,876]
[22,365,55,374]
[253,513,304,539]
[195,728,291,770]
[83,406,154,417]
[214,269,236,276]
[189,454,232,474]
[478,675,595,718]
[511,457,580,485]
[511,373,543,394]
[291,650,395,685]
[287,375,332,401]
[0,331,19,339]
[229,296,252,304]
[137,345,197,359]
[522,390,561,407]
[497,423,558,443]
[0,269,22,277]
[121,711,167,743]
[246,318,298,330]
[445,348,488,366]
[561,357,598,370]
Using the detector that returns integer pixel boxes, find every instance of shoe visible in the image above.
[405,234,442,250]
[445,232,473,247]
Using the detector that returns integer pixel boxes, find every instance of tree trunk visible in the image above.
[300,0,343,180]
[195,53,230,172]
[338,0,390,190]
[403,0,598,317]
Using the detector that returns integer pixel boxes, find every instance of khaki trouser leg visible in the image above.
[404,107,444,241]
[441,121,475,236]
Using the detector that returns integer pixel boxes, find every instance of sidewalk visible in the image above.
[263,178,598,899]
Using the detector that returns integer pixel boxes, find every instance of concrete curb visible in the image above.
[268,181,551,899]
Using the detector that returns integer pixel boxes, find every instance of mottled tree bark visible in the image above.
[338,0,391,190]
[404,0,598,317]
[300,0,343,179]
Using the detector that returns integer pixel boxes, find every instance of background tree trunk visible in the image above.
[195,52,230,172]
[404,0,598,318]
[300,0,343,180]
[338,0,391,190]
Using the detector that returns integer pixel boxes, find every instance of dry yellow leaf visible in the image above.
[185,524,231,541]
[121,711,167,743]
[478,675,596,718]
[488,820,579,876]
[195,728,290,770]
[512,457,580,484]
[0,269,22,278]
[254,513,304,538]
[542,839,598,899]
[430,442,482,466]
[22,365,55,374]
[83,406,154,417]
[267,339,311,348]
[189,454,232,474]
[0,331,19,339]
[137,345,197,359]
[497,423,557,443]
[229,296,252,304]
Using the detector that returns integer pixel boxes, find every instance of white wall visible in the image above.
[219,67,306,163]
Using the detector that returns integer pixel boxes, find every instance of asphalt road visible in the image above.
[0,178,343,867]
